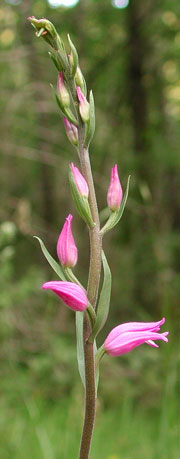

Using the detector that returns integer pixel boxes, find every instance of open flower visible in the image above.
[107,164,123,211]
[42,281,88,312]
[104,318,169,356]
[57,214,78,268]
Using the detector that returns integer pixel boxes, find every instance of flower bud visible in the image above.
[28,17,57,39]
[67,34,78,77]
[75,67,84,91]
[76,86,90,123]
[107,164,123,211]
[63,118,78,146]
[69,164,94,228]
[42,281,88,312]
[57,72,70,108]
[68,52,74,70]
[57,214,78,268]
[70,163,89,197]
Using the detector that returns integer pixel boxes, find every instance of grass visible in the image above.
[0,380,180,459]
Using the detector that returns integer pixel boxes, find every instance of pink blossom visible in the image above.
[63,118,78,145]
[70,162,89,197]
[42,281,88,312]
[57,214,78,268]
[76,86,90,122]
[107,164,123,211]
[104,318,169,356]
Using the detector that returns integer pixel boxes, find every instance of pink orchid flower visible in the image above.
[104,318,169,356]
[42,281,88,312]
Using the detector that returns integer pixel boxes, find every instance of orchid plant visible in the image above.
[28,17,168,459]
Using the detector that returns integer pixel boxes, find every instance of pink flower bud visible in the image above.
[57,214,78,268]
[104,318,169,357]
[42,281,88,312]
[107,164,123,211]
[57,72,70,108]
[63,118,78,145]
[70,162,89,197]
[76,86,90,123]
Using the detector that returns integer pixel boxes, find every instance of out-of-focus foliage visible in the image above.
[0,0,180,457]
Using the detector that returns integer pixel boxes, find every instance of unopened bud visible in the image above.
[67,34,78,76]
[69,163,94,228]
[57,72,70,108]
[70,163,89,197]
[63,118,78,145]
[76,86,90,123]
[107,164,123,211]
[75,67,84,91]
[57,214,78,268]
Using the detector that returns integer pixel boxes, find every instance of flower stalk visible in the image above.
[28,16,169,459]
[77,118,102,459]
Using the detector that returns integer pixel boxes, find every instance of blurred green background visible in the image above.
[0,0,180,457]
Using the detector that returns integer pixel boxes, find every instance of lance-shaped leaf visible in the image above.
[84,90,95,148]
[76,311,85,387]
[76,312,99,390]
[89,251,112,342]
[34,237,66,280]
[101,175,131,236]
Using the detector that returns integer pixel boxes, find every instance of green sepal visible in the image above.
[69,167,94,229]
[34,236,66,280]
[84,90,95,148]
[101,175,131,235]
[67,34,79,77]
[89,251,112,342]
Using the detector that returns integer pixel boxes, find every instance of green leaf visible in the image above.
[84,90,95,148]
[89,251,112,342]
[101,175,131,235]
[76,311,85,387]
[34,237,66,280]
[76,312,99,391]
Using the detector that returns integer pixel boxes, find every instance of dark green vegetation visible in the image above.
[0,0,180,457]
